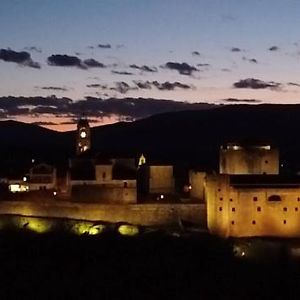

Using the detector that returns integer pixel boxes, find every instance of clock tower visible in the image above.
[76,118,91,155]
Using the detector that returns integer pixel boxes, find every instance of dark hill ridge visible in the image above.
[1,104,300,170]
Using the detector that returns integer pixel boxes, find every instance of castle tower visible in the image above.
[76,118,91,155]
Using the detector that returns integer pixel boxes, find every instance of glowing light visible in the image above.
[23,176,27,182]
[118,224,139,236]
[71,222,105,235]
[26,219,53,233]
[80,131,87,138]
[53,191,57,196]
[9,184,29,193]
[138,154,146,166]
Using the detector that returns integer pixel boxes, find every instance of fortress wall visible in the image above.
[0,201,206,227]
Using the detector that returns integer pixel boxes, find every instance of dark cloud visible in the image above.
[0,96,215,121]
[129,64,158,72]
[98,44,111,49]
[132,80,193,91]
[0,48,40,69]
[197,63,210,67]
[37,86,69,92]
[112,70,134,75]
[152,81,192,90]
[242,56,258,63]
[231,47,241,52]
[192,51,200,56]
[163,62,198,75]
[233,78,281,90]
[86,84,108,89]
[269,46,279,51]
[32,121,58,126]
[222,98,262,103]
[24,46,42,53]
[287,82,300,87]
[47,54,84,68]
[83,58,105,68]
[110,82,137,94]
[133,81,152,89]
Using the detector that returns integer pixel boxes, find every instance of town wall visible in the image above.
[0,201,206,227]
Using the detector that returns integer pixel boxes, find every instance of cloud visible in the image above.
[192,51,200,56]
[222,98,262,103]
[0,95,215,121]
[83,59,105,68]
[24,46,42,53]
[37,86,69,92]
[32,121,58,126]
[151,81,192,90]
[112,70,134,75]
[221,68,231,72]
[98,44,111,49]
[233,78,281,90]
[0,48,41,69]
[47,54,84,68]
[269,46,279,51]
[231,47,241,52]
[86,84,108,89]
[287,82,300,87]
[110,82,137,94]
[163,62,198,75]
[242,56,258,63]
[129,64,158,72]
[132,80,193,91]
[197,63,210,67]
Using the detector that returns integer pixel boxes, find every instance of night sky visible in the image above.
[1,0,300,130]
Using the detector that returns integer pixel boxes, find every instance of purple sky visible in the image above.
[1,0,300,130]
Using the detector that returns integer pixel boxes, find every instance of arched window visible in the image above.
[268,195,281,202]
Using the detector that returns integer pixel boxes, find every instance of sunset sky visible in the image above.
[1,0,300,130]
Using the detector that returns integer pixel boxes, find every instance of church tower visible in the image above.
[76,118,91,155]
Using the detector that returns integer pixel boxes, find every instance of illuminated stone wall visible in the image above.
[0,201,206,227]
[149,166,174,194]
[206,174,300,238]
[189,171,206,201]
[219,147,279,175]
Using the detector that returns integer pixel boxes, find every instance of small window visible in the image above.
[257,207,261,212]
[298,197,300,202]
[230,198,233,202]
[283,220,287,224]
[218,188,221,192]
[102,172,106,179]
[232,207,235,212]
[124,181,128,188]
[219,197,223,201]
[283,207,287,212]
[296,207,298,212]
[219,207,223,212]
[253,197,258,202]
[231,221,235,225]
[265,160,268,164]
[252,220,256,225]
[268,195,281,202]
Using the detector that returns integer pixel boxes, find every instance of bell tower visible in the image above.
[76,118,91,155]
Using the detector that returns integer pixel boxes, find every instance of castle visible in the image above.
[3,118,300,238]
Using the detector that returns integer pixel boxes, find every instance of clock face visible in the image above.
[80,131,87,138]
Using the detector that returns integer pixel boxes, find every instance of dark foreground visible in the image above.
[0,231,299,300]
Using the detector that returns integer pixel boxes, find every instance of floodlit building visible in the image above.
[219,142,279,175]
[206,174,300,238]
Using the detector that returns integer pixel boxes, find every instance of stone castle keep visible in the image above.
[3,118,300,238]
